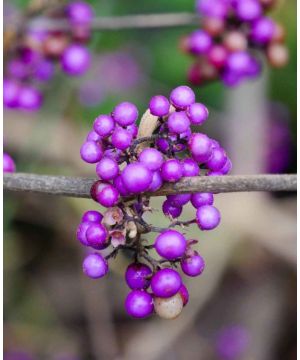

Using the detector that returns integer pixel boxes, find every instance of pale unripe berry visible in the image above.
[267,43,289,68]
[154,293,183,320]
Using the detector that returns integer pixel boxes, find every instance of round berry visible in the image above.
[80,141,103,163]
[151,268,182,298]
[3,79,21,108]
[188,30,212,55]
[149,95,170,117]
[77,221,91,246]
[61,44,91,76]
[191,192,214,208]
[235,0,262,22]
[67,1,94,25]
[81,210,103,223]
[111,127,133,151]
[125,263,152,290]
[161,159,183,182]
[96,157,119,181]
[138,148,164,171]
[219,158,232,175]
[95,184,119,207]
[34,59,55,82]
[162,200,183,218]
[154,293,183,319]
[86,223,108,249]
[155,230,186,260]
[113,175,130,196]
[18,86,43,111]
[250,17,275,45]
[167,111,191,134]
[181,252,205,277]
[83,253,108,279]
[196,205,221,230]
[121,162,153,194]
[86,130,101,142]
[181,159,199,178]
[125,290,154,318]
[93,115,115,138]
[3,153,16,173]
[206,147,227,171]
[188,133,212,163]
[187,103,209,125]
[170,85,195,109]
[112,102,138,126]
[148,171,163,192]
[126,123,138,138]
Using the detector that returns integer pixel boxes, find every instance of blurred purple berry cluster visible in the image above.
[181,0,289,87]
[3,1,93,111]
[77,85,232,319]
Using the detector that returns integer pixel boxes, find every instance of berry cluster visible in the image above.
[77,85,231,319]
[3,153,16,173]
[3,1,93,111]
[181,0,289,87]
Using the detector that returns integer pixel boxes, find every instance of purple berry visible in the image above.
[206,147,227,171]
[112,102,138,126]
[3,79,20,108]
[219,158,232,174]
[187,103,209,125]
[96,157,119,181]
[121,162,153,194]
[149,95,170,117]
[138,148,164,171]
[148,171,163,192]
[125,290,154,318]
[191,192,214,208]
[162,200,183,218]
[18,86,43,111]
[151,268,182,298]
[80,141,103,163]
[67,1,94,25]
[250,17,275,45]
[81,210,103,223]
[93,115,115,138]
[61,44,91,76]
[77,221,91,246]
[3,153,16,173]
[167,194,191,207]
[111,127,133,151]
[83,253,108,279]
[182,158,200,177]
[95,184,119,207]
[126,123,138,138]
[156,138,170,153]
[86,223,108,249]
[86,130,101,142]
[154,230,186,260]
[167,111,191,134]
[189,133,212,163]
[113,175,130,196]
[196,205,221,230]
[161,159,183,182]
[170,85,195,110]
[125,263,152,290]
[188,30,212,55]
[34,59,55,82]
[181,252,205,277]
[235,0,262,22]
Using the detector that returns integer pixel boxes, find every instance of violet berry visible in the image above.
[96,157,119,181]
[138,148,164,171]
[125,290,154,318]
[191,192,214,209]
[83,253,108,279]
[61,44,91,76]
[189,133,212,163]
[111,127,133,151]
[81,210,103,223]
[155,230,187,260]
[149,95,170,117]
[181,252,205,277]
[170,85,195,110]
[151,268,182,298]
[125,263,152,290]
[187,103,209,125]
[3,153,16,173]
[121,162,153,194]
[162,200,183,218]
[86,223,108,249]
[93,115,115,138]
[167,111,191,134]
[196,205,221,230]
[112,102,138,126]
[80,141,103,163]
[161,159,183,182]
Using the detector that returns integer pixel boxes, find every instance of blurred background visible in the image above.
[3,0,297,359]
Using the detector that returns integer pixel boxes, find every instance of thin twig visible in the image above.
[26,12,199,32]
[3,173,297,199]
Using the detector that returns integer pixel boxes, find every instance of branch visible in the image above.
[3,173,297,199]
[27,12,199,31]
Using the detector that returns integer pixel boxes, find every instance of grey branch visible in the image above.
[27,12,199,31]
[3,173,297,199]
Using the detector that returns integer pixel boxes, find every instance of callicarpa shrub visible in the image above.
[77,85,232,319]
[3,1,93,111]
[181,0,289,87]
